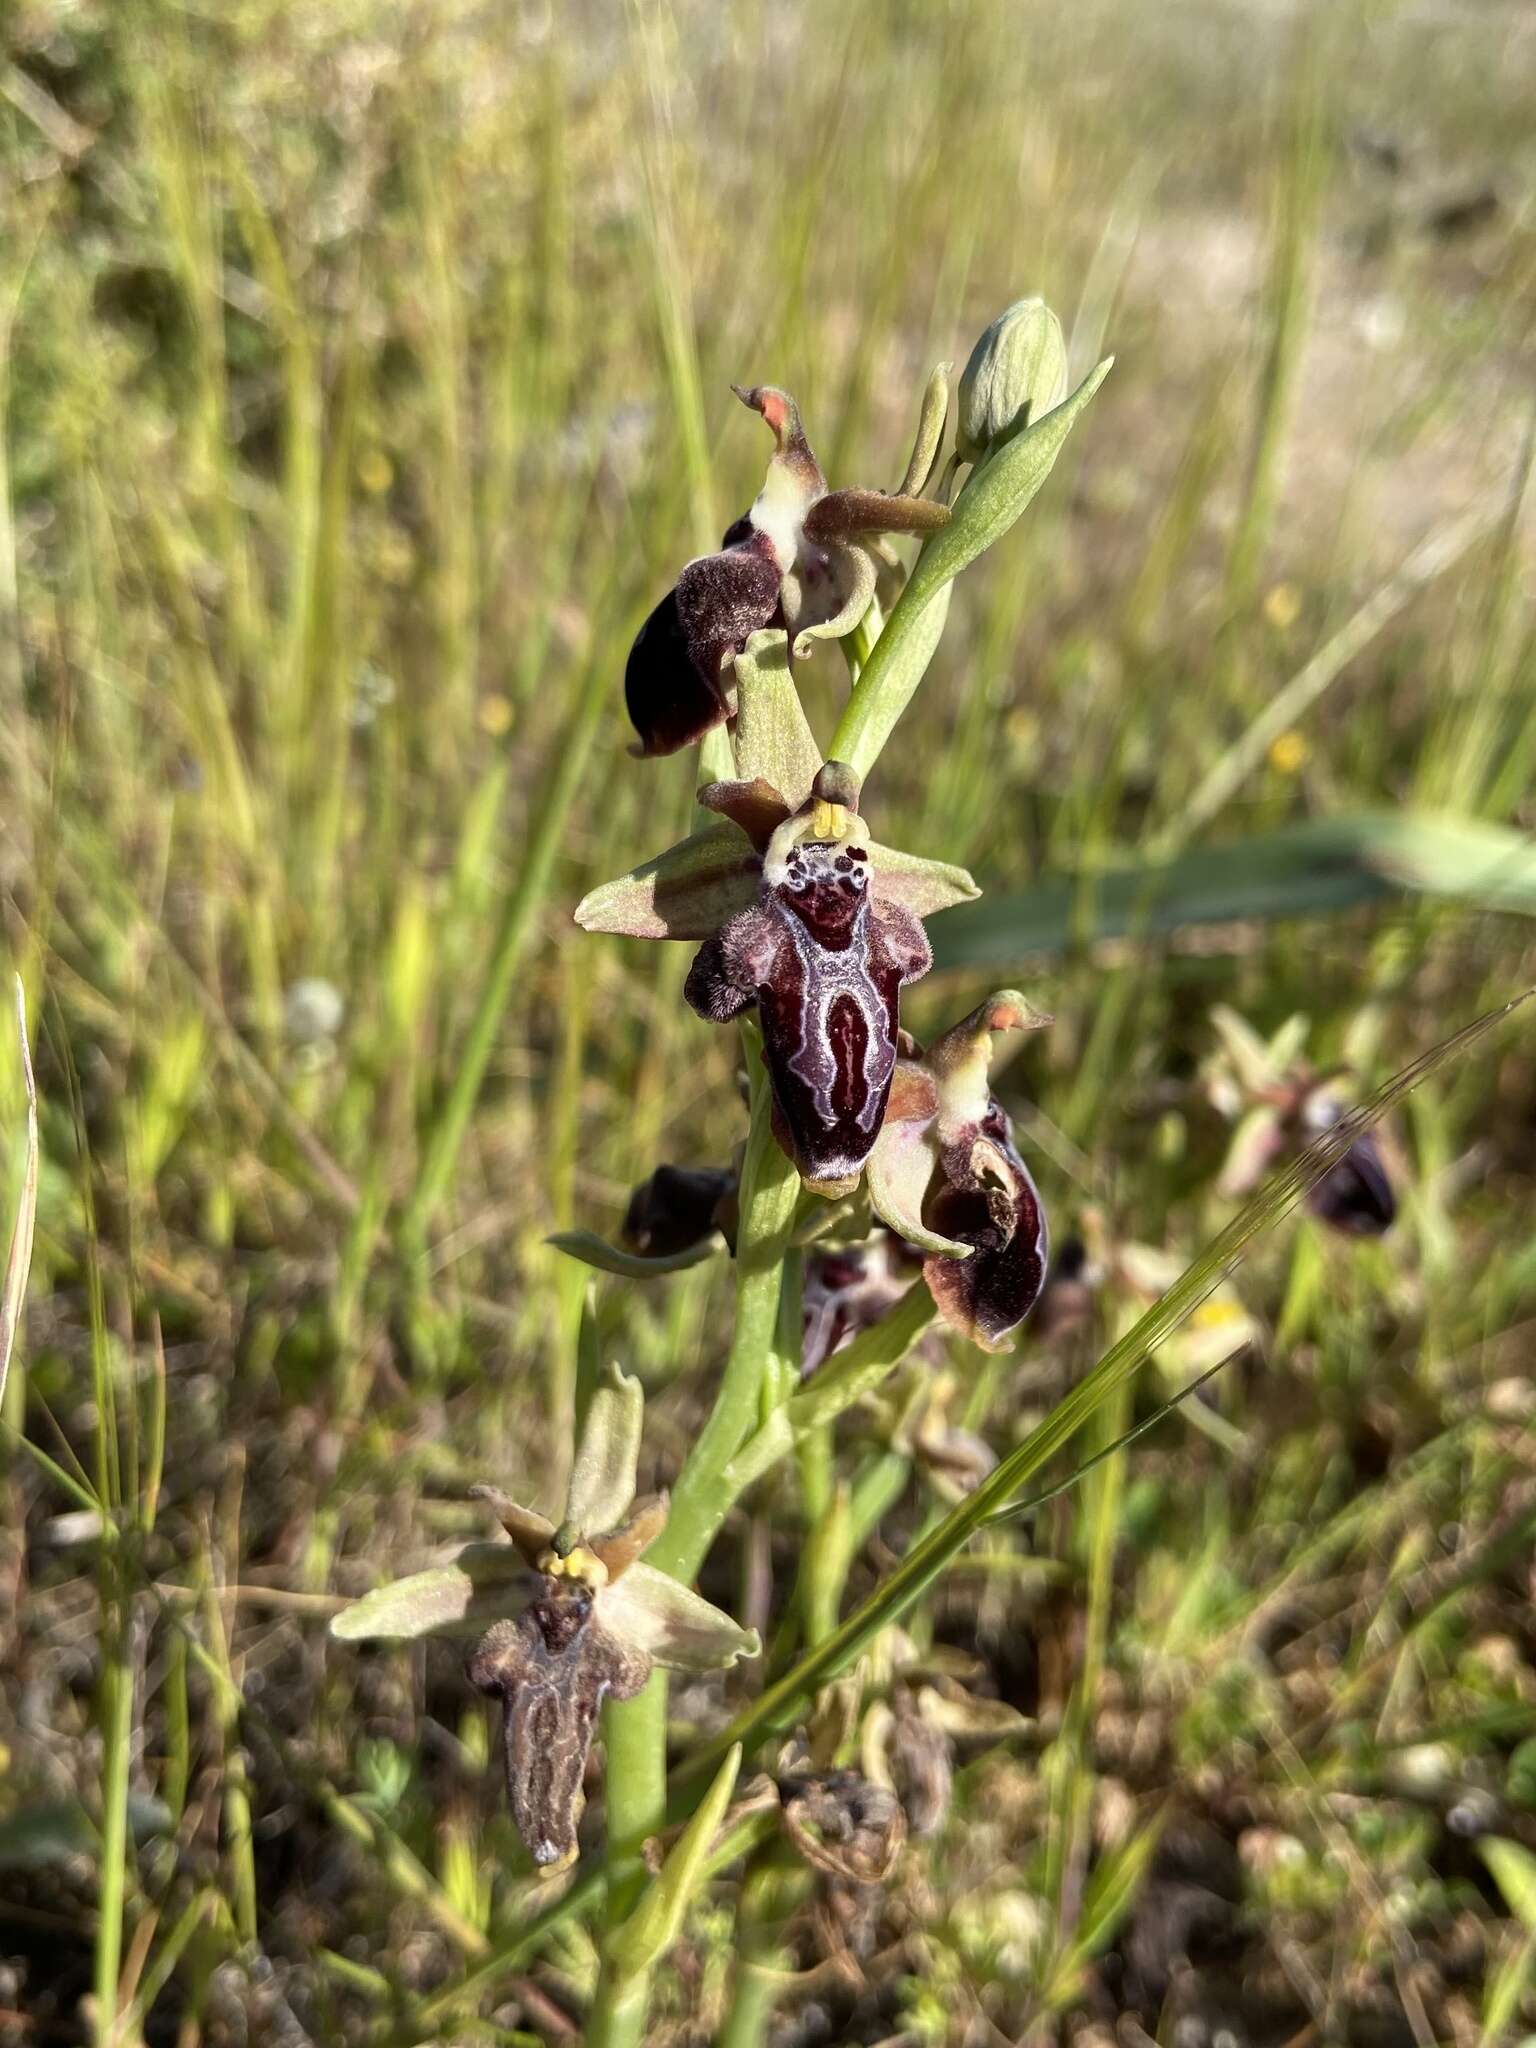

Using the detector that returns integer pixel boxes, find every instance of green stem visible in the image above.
[587,1673,671,2048]
[718,1868,795,2048]
[93,1558,133,2042]
[602,1673,670,1909]
[644,1038,798,1584]
[587,1036,796,2047]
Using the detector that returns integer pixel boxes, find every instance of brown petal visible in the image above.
[590,1493,670,1580]
[802,488,950,541]
[696,778,793,851]
[468,1487,557,1565]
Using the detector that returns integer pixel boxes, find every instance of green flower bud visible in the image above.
[956,297,1068,464]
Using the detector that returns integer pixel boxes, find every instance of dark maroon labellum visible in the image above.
[924,1105,1049,1350]
[1306,1133,1395,1236]
[684,838,930,1188]
[622,1164,736,1257]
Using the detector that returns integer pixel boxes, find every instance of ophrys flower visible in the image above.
[331,1364,758,1866]
[625,379,951,758]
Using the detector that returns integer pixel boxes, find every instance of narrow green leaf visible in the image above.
[833,579,952,781]
[723,1285,937,1497]
[1,980,39,1409]
[606,1744,742,1990]
[1059,1811,1165,1978]
[916,357,1112,592]
[930,810,1536,970]
[831,360,1108,780]
[982,1355,1233,1527]
[1481,1931,1535,2041]
[1481,1836,1536,1936]
[547,1229,724,1279]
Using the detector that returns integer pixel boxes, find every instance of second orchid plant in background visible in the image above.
[334,298,1113,2041]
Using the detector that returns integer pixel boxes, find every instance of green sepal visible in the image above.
[329,1543,533,1642]
[870,841,980,919]
[574,823,760,940]
[732,630,821,808]
[565,1359,643,1538]
[601,1563,761,1673]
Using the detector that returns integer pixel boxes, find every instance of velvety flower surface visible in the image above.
[626,384,950,757]
[331,1364,757,1867]
[577,759,977,1197]
[1297,1092,1396,1236]
[867,992,1051,1350]
[622,1164,738,1259]
[1205,1006,1396,1237]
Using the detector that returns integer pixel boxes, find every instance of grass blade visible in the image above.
[1,978,38,1409]
[929,811,1536,970]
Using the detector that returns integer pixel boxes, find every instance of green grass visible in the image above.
[2,0,1536,2041]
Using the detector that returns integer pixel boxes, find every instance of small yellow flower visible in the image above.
[1263,582,1302,631]
[1268,729,1308,776]
[1192,1298,1243,1331]
[478,693,513,737]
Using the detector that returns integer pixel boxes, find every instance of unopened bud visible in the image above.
[956,298,1068,464]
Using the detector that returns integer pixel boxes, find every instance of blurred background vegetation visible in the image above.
[1,0,1535,2041]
